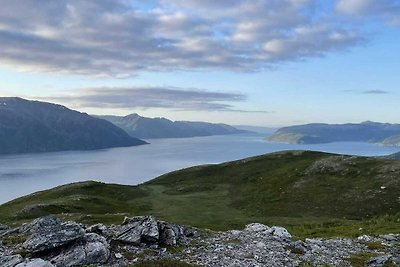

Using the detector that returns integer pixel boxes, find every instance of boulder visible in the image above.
[51,233,110,267]
[113,216,159,245]
[0,255,24,267]
[20,216,61,234]
[381,234,398,242]
[23,221,85,253]
[288,240,308,254]
[244,223,270,232]
[15,258,55,267]
[267,226,292,239]
[367,255,392,267]
[158,221,184,246]
[86,223,109,237]
[183,227,197,237]
[357,235,373,243]
[0,224,10,235]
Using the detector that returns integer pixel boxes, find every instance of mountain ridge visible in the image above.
[268,121,400,145]
[0,97,147,155]
[98,113,249,139]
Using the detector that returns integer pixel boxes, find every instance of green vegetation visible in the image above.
[1,233,28,246]
[367,241,386,250]
[0,151,399,238]
[348,252,379,267]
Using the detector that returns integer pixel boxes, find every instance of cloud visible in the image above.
[343,89,390,94]
[43,87,269,113]
[336,0,400,25]
[0,0,366,76]
[362,90,390,94]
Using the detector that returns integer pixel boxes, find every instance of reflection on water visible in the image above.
[0,133,399,204]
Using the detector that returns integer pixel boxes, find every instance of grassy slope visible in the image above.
[0,151,399,238]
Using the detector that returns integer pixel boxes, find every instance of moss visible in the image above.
[367,241,386,250]
[349,252,379,267]
[1,233,28,246]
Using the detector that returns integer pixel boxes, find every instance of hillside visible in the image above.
[268,121,400,145]
[387,151,400,159]
[0,97,147,155]
[0,151,399,238]
[99,114,247,139]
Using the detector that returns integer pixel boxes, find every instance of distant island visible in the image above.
[99,114,248,139]
[0,97,147,155]
[268,121,400,146]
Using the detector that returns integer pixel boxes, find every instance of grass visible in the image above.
[367,241,386,250]
[1,232,28,246]
[0,151,399,238]
[349,252,379,267]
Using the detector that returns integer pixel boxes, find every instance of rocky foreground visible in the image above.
[0,216,398,267]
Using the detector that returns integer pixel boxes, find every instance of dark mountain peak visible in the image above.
[0,97,147,155]
[124,113,141,119]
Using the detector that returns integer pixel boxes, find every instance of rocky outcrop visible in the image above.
[50,233,109,267]
[0,216,399,266]
[0,255,24,267]
[113,216,159,245]
[0,216,195,267]
[158,221,185,246]
[0,224,10,236]
[15,258,54,267]
[23,221,85,253]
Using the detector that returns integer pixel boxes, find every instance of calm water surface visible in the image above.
[0,133,399,204]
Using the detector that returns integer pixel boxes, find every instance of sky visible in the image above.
[0,0,399,126]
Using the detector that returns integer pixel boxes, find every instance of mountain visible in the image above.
[98,114,248,139]
[0,97,147,155]
[234,125,277,134]
[1,150,399,238]
[387,151,400,159]
[268,121,400,145]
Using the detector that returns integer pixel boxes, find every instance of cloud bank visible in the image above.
[336,0,400,25]
[0,0,388,76]
[44,87,268,113]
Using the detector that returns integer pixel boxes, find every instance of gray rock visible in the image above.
[51,233,110,267]
[158,221,184,246]
[86,223,109,237]
[0,224,10,235]
[183,227,197,237]
[267,226,292,239]
[0,255,24,267]
[0,240,6,255]
[381,234,398,242]
[244,223,270,232]
[289,240,308,254]
[367,255,392,267]
[357,235,373,243]
[15,258,55,267]
[20,216,61,234]
[113,216,159,245]
[23,221,85,253]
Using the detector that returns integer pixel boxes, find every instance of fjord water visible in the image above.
[0,133,399,204]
